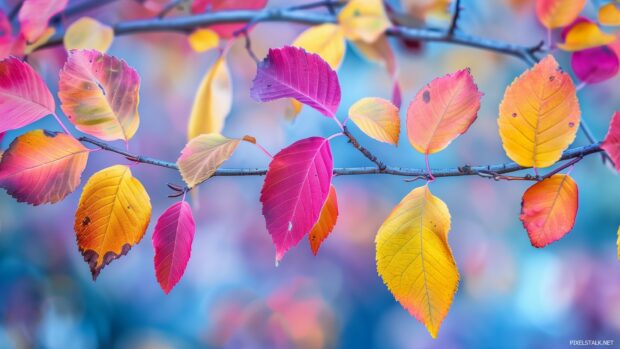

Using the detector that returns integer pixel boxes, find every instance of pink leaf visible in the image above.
[602,112,620,173]
[0,57,55,133]
[392,81,402,109]
[191,0,268,38]
[153,201,196,294]
[0,11,25,60]
[260,137,333,262]
[571,46,619,84]
[251,46,341,118]
[17,0,68,42]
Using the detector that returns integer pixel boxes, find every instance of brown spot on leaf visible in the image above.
[81,216,91,227]
[549,76,555,82]
[242,135,257,144]
[423,90,431,103]
[569,122,575,128]
[81,243,133,281]
[512,113,517,118]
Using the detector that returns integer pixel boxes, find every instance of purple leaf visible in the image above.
[250,46,341,118]
[571,46,619,84]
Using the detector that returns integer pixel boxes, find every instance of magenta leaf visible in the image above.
[18,0,68,42]
[571,46,619,84]
[152,201,196,294]
[0,57,55,133]
[250,46,341,118]
[260,137,334,262]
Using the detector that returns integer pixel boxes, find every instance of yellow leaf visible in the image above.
[557,22,616,51]
[187,54,232,140]
[599,2,620,26]
[338,0,390,43]
[64,17,114,52]
[376,185,458,338]
[536,0,586,29]
[177,133,241,188]
[285,99,303,120]
[188,28,220,52]
[75,165,151,279]
[349,97,400,145]
[498,55,581,168]
[292,24,346,70]
[24,27,55,54]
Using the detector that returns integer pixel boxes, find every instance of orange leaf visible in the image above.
[309,185,338,255]
[75,165,151,279]
[599,2,620,26]
[602,112,620,173]
[188,28,219,52]
[349,97,400,145]
[520,174,578,247]
[498,55,580,168]
[406,69,482,154]
[536,0,586,29]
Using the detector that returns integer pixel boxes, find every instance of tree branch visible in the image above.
[37,7,544,64]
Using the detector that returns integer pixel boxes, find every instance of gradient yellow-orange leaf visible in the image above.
[498,55,580,168]
[177,133,241,188]
[520,174,578,248]
[188,28,219,52]
[536,0,586,29]
[187,54,232,140]
[75,165,151,280]
[349,97,400,145]
[64,17,114,52]
[376,185,458,338]
[59,50,141,142]
[309,185,338,255]
[338,0,390,43]
[407,69,482,154]
[292,24,346,70]
[557,22,616,51]
[0,130,89,205]
[599,2,620,26]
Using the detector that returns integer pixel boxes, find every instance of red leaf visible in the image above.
[0,57,55,133]
[153,201,196,294]
[190,0,268,38]
[260,137,333,262]
[602,112,620,172]
[309,185,338,255]
[251,46,341,118]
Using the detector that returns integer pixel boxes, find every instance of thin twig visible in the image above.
[540,156,584,180]
[157,0,186,19]
[342,126,387,171]
[447,0,462,37]
[580,120,612,163]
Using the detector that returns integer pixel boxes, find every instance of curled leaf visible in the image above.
[498,55,580,168]
[0,130,88,205]
[153,201,196,294]
[407,69,482,154]
[64,17,114,52]
[251,46,341,118]
[0,57,55,133]
[602,112,620,173]
[75,165,151,280]
[376,185,458,338]
[309,185,338,256]
[261,137,333,262]
[520,174,578,248]
[349,97,400,145]
[59,50,141,142]
[187,54,232,140]
[177,133,241,188]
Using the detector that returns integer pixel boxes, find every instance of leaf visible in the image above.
[75,165,152,280]
[17,0,68,42]
[309,185,338,255]
[190,0,268,38]
[285,99,303,120]
[177,133,241,188]
[153,201,196,294]
[0,57,56,133]
[188,28,220,52]
[187,54,232,140]
[536,0,586,29]
[617,226,620,261]
[349,97,400,145]
[0,11,26,60]
[338,0,390,43]
[64,17,114,52]
[375,185,458,338]
[520,174,578,248]
[406,69,482,154]
[250,46,341,118]
[571,46,619,84]
[0,130,89,205]
[498,55,581,168]
[292,24,346,70]
[24,27,56,54]
[260,137,333,263]
[602,112,620,173]
[599,2,620,26]
[59,50,141,143]
[557,21,616,51]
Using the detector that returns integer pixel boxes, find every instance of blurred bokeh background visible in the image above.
[1,0,619,348]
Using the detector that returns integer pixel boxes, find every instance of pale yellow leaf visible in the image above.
[292,23,346,70]
[177,133,241,188]
[64,17,114,52]
[349,97,400,145]
[338,0,390,43]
